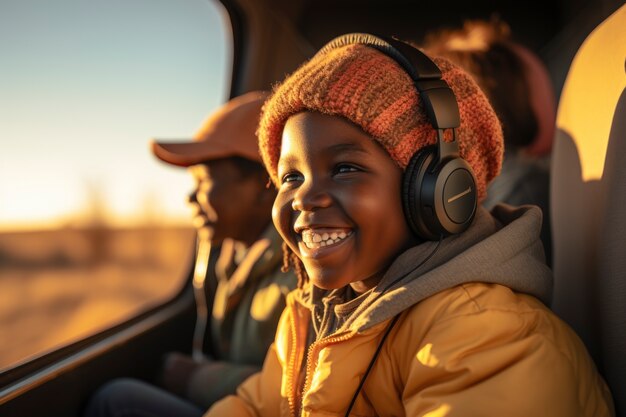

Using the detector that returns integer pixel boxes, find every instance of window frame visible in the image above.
[0,0,237,401]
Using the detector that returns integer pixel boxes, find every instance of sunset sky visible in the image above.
[0,0,231,231]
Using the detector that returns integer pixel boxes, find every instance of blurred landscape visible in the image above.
[0,226,195,371]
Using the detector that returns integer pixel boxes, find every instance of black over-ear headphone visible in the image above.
[319,33,477,240]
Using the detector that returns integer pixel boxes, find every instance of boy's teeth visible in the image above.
[301,229,352,249]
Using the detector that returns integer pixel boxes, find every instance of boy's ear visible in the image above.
[256,174,277,204]
[260,183,277,203]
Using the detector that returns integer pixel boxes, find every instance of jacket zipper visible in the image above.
[286,303,309,417]
[299,331,354,414]
[297,317,399,416]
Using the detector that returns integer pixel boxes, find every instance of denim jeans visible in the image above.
[84,378,204,417]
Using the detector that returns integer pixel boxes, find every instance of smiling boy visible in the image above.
[205,35,614,417]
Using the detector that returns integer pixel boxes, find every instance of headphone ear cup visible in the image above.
[403,146,478,240]
[402,146,436,239]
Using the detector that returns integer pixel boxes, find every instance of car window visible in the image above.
[0,0,231,371]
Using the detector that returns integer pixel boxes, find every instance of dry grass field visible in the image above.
[0,226,195,371]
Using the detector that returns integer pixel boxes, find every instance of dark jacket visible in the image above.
[174,225,296,408]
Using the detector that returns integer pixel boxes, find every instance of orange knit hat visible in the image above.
[258,42,503,201]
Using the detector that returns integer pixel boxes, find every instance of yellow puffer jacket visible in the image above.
[207,284,613,417]
[205,206,614,417]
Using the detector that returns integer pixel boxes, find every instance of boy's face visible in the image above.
[273,111,415,293]
[188,158,269,246]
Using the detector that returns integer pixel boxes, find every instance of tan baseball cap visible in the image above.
[151,91,268,167]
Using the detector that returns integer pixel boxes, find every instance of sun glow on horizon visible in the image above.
[0,0,231,233]
[0,158,197,232]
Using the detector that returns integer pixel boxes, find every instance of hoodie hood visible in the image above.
[332,204,552,332]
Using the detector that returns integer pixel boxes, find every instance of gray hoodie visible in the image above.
[307,204,552,336]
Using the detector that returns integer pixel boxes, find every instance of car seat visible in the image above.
[550,4,626,414]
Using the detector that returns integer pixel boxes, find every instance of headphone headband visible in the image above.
[319,33,441,79]
[319,34,461,131]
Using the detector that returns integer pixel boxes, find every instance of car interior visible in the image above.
[0,0,624,415]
